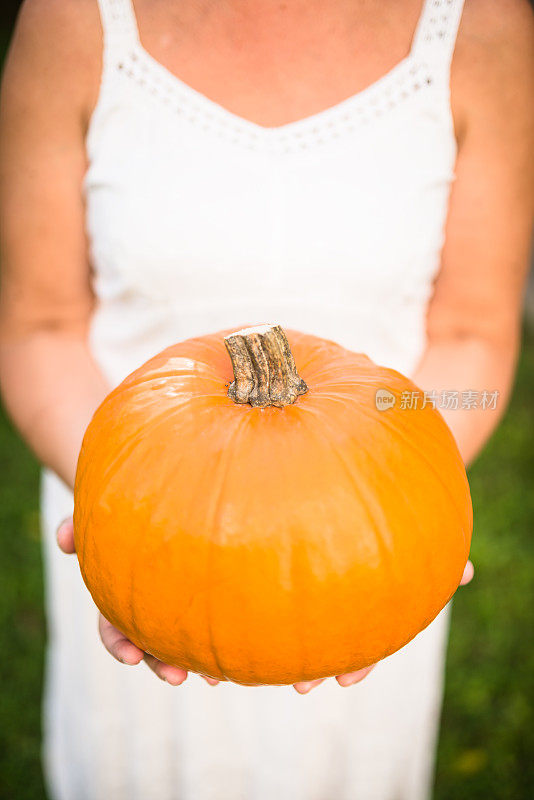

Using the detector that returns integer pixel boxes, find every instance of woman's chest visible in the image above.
[131,0,423,128]
[85,95,455,309]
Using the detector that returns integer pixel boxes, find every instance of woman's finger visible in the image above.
[143,653,188,686]
[460,559,475,586]
[99,617,188,685]
[336,665,375,687]
[200,675,220,686]
[293,678,326,694]
[98,614,144,666]
[56,517,76,554]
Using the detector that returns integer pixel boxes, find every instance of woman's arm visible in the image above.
[413,0,534,466]
[0,0,107,488]
[0,0,203,687]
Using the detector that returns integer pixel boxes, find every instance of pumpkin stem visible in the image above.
[224,324,308,408]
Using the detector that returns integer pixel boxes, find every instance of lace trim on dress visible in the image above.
[96,0,464,153]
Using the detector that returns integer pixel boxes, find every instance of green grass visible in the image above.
[0,395,45,799]
[0,326,533,800]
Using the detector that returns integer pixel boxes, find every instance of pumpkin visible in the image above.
[74,323,472,685]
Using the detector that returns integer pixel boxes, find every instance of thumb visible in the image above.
[459,559,474,586]
[56,517,76,554]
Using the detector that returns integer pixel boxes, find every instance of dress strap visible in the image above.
[410,0,466,68]
[95,0,141,50]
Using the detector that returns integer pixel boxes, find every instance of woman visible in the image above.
[0,0,532,797]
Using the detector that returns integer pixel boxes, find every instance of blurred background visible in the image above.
[0,2,533,798]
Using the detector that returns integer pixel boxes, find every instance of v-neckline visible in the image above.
[133,43,420,138]
[124,0,431,138]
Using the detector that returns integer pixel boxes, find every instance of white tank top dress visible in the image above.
[40,1,466,798]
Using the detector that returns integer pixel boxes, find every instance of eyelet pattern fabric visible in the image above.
[98,0,463,154]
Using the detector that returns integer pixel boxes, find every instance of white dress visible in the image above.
[41,0,466,797]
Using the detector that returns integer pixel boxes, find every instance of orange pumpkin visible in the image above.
[74,323,472,685]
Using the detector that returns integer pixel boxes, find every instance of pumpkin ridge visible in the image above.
[93,400,236,658]
[366,406,470,549]
[313,391,471,547]
[286,403,414,671]
[76,429,150,584]
[76,397,232,638]
[124,365,222,391]
[202,411,253,680]
[294,401,466,651]
[294,403,399,582]
[273,411,323,681]
[284,341,348,380]
[77,392,219,533]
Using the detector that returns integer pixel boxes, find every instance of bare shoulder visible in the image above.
[14,0,100,35]
[460,0,534,94]
[453,0,534,139]
[461,0,534,40]
[1,0,102,127]
[462,0,534,37]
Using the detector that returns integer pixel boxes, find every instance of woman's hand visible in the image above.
[57,518,214,686]
[57,517,473,693]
